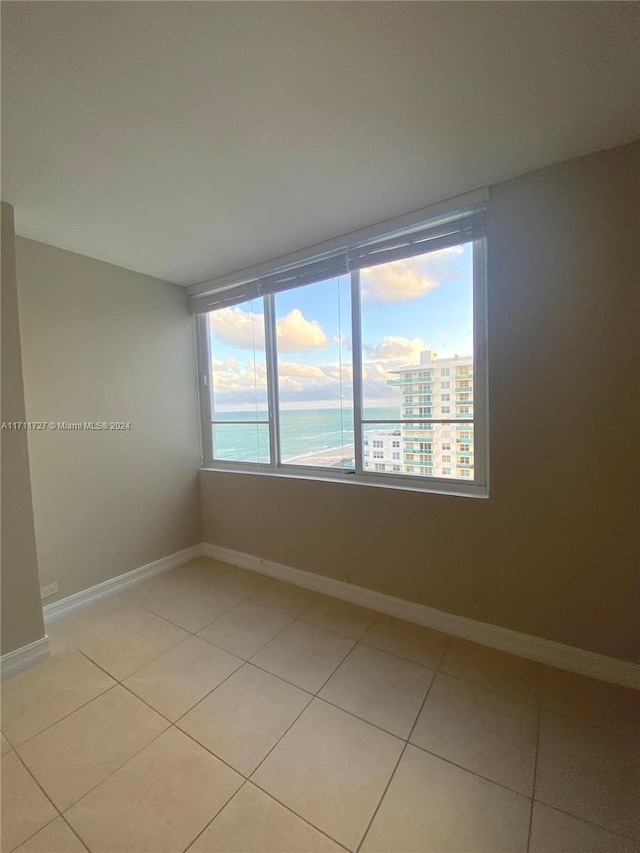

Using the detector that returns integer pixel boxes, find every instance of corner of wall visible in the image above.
[1,201,46,655]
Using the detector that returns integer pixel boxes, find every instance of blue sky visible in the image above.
[209,241,473,411]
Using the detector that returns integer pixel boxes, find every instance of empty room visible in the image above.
[1,2,639,852]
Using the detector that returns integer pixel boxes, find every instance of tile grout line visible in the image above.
[180,661,538,806]
[7,675,116,752]
[59,725,172,852]
[175,655,345,849]
[59,813,90,852]
[14,655,635,851]
[6,614,446,753]
[355,633,453,852]
[220,631,372,847]
[7,752,61,851]
[314,694,431,743]
[12,651,245,841]
[248,780,352,852]
[170,659,259,728]
[526,702,542,853]
[10,590,457,851]
[408,741,535,800]
[54,567,542,713]
[170,722,349,852]
[244,690,316,780]
[12,564,639,850]
[71,566,445,672]
[431,667,540,708]
[181,778,251,853]
[8,813,61,853]
[185,776,351,853]
[530,799,640,845]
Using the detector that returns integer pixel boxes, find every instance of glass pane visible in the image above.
[213,421,271,464]
[360,242,474,423]
[207,297,269,462]
[363,421,474,480]
[275,276,354,468]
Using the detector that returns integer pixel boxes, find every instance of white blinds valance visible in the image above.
[189,191,487,315]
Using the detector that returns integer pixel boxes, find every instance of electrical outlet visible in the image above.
[40,582,59,599]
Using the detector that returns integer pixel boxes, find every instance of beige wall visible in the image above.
[200,142,640,663]
[1,203,45,654]
[16,239,202,600]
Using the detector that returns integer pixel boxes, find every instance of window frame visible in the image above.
[195,229,489,499]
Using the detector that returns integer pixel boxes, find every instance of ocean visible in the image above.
[213,407,398,463]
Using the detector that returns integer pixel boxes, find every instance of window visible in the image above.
[193,196,487,495]
[208,297,271,463]
[274,278,353,468]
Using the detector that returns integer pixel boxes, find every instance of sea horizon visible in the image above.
[212,406,399,464]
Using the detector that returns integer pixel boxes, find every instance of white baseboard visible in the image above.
[43,543,202,625]
[1,636,50,680]
[202,542,640,690]
[32,537,638,690]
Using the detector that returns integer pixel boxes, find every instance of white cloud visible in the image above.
[276,309,327,352]
[211,355,353,410]
[361,245,464,303]
[278,362,325,379]
[209,306,327,353]
[365,335,428,364]
[361,260,438,303]
[209,307,265,350]
[212,356,267,397]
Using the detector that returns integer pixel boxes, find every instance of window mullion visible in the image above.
[351,270,364,475]
[264,293,281,468]
[472,237,488,490]
[196,314,214,465]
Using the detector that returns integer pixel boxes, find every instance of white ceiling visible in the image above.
[2,2,639,286]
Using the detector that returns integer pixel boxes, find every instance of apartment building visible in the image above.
[363,350,475,480]
[363,428,403,474]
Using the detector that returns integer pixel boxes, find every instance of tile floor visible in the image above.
[2,556,639,852]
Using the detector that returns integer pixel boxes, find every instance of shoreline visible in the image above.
[283,443,355,467]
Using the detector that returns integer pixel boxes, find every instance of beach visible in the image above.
[283,444,355,468]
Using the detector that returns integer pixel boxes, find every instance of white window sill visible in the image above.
[199,464,489,499]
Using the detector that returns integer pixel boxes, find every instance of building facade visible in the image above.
[363,350,474,480]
